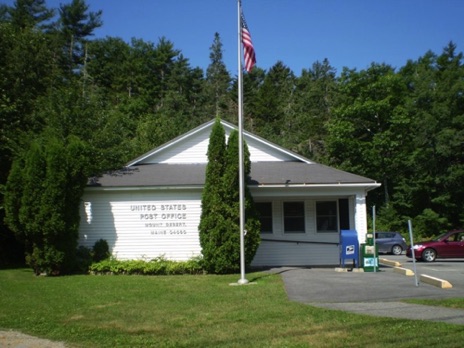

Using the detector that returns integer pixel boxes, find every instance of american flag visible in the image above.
[240,10,256,72]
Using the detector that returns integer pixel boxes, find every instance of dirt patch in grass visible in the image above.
[0,330,66,348]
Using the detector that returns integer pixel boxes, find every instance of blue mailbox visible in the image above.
[340,230,359,268]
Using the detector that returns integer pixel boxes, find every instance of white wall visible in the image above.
[79,189,202,261]
[250,199,340,266]
[138,126,296,164]
[79,190,364,266]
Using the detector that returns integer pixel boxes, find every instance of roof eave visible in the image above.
[250,183,381,189]
[85,185,204,192]
[85,182,380,192]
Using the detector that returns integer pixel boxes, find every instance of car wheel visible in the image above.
[391,245,403,255]
[422,248,437,262]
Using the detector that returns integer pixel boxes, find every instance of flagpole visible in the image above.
[237,0,248,285]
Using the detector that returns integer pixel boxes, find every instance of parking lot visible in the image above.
[385,254,464,289]
[277,254,464,324]
[279,256,464,304]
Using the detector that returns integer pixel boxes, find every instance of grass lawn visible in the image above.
[0,269,463,347]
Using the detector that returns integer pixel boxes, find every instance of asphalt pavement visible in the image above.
[271,256,464,325]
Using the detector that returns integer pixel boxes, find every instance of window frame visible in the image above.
[283,201,305,234]
[316,200,338,233]
[255,202,273,234]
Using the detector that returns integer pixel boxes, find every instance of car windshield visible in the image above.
[433,232,450,241]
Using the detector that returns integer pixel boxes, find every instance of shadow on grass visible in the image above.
[247,266,313,282]
[0,263,27,271]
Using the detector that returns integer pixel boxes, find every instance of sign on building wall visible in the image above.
[80,195,203,261]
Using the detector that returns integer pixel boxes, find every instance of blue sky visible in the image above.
[5,0,464,75]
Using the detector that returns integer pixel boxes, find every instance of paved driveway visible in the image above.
[399,255,464,288]
[274,256,464,325]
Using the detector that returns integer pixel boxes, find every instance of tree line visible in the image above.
[1,0,463,268]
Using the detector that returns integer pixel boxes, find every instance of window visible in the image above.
[284,202,305,233]
[338,198,350,230]
[316,201,338,232]
[256,202,273,234]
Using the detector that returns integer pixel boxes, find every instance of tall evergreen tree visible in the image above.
[10,140,46,270]
[4,135,91,275]
[199,120,260,274]
[56,0,102,71]
[222,130,260,272]
[253,61,295,144]
[230,66,266,130]
[206,33,231,119]
[7,0,54,30]
[198,118,228,273]
[293,59,338,160]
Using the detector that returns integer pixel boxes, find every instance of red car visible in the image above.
[406,230,464,262]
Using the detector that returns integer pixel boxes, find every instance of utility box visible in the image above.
[340,230,359,268]
[361,232,379,272]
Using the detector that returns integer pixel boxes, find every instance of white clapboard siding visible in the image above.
[79,190,202,261]
[136,124,296,164]
[251,242,339,266]
[251,199,340,266]
[80,191,346,265]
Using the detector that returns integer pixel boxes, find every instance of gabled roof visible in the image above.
[88,119,380,191]
[88,162,378,189]
[126,119,312,166]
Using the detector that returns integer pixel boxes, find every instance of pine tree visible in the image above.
[206,33,231,119]
[7,0,54,30]
[57,0,102,71]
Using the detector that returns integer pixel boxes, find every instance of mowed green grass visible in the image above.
[0,269,463,347]
[404,298,464,309]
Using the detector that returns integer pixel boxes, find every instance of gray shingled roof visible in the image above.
[250,162,376,185]
[88,161,377,188]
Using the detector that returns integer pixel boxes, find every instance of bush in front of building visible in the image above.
[4,135,91,275]
[75,239,110,273]
[75,245,93,273]
[89,256,204,275]
[92,239,110,262]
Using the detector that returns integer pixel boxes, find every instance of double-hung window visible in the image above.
[316,201,338,232]
[284,202,305,233]
[256,202,273,234]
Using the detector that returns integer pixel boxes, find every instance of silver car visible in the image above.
[375,232,408,255]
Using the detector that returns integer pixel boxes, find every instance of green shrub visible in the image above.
[27,245,65,276]
[92,239,110,262]
[89,257,204,275]
[75,246,92,273]
[4,136,91,275]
